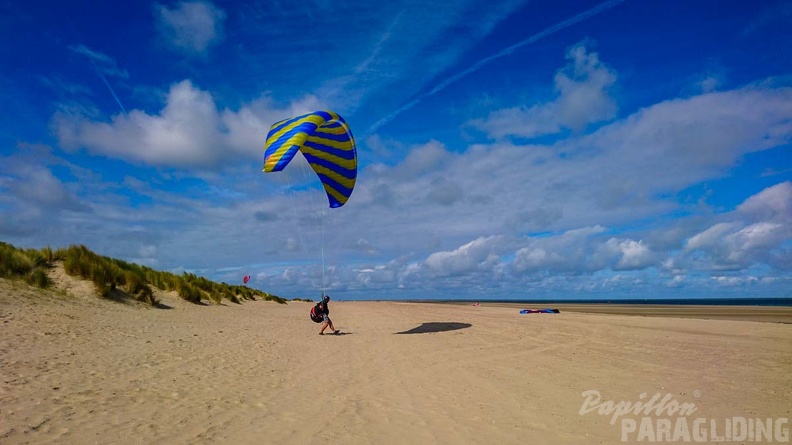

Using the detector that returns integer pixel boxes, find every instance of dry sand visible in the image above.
[2,277,791,444]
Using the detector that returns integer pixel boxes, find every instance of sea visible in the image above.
[419,297,792,307]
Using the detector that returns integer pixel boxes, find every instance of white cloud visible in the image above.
[221,94,325,158]
[470,42,617,139]
[0,146,93,232]
[667,275,685,287]
[686,222,741,250]
[155,1,226,54]
[576,86,792,200]
[513,226,606,273]
[1,164,90,214]
[737,181,791,222]
[509,228,658,275]
[606,238,655,270]
[342,80,790,287]
[54,80,326,168]
[681,182,792,270]
[397,140,454,178]
[56,80,223,166]
[425,235,504,277]
[729,222,786,252]
[712,276,759,286]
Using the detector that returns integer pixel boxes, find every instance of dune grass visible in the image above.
[0,242,55,289]
[0,242,287,306]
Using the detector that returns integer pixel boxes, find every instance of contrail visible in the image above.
[69,44,129,115]
[367,0,626,134]
[99,72,127,114]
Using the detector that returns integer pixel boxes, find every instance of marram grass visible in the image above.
[0,242,287,306]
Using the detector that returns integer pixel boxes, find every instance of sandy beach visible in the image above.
[2,278,791,444]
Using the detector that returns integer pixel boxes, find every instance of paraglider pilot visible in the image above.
[317,294,339,335]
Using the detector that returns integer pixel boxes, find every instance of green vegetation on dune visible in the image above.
[0,242,287,306]
[0,242,55,289]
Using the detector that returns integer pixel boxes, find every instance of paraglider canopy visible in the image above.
[262,110,357,208]
[243,275,250,284]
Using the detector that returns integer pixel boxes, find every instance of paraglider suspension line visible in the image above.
[321,207,326,294]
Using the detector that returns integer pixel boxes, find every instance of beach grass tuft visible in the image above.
[0,242,52,288]
[0,241,287,306]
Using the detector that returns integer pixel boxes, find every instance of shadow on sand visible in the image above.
[105,289,176,309]
[395,322,472,335]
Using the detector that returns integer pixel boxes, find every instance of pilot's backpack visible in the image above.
[310,304,323,323]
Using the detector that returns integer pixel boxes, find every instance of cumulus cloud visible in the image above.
[572,86,792,210]
[422,180,787,289]
[56,80,222,166]
[512,226,661,274]
[601,238,656,270]
[221,94,325,158]
[470,42,617,139]
[667,275,685,287]
[737,181,791,222]
[512,226,620,273]
[394,140,454,179]
[685,223,741,251]
[0,145,183,254]
[425,235,505,277]
[711,275,759,286]
[0,147,91,223]
[342,81,792,293]
[731,222,787,252]
[680,182,792,271]
[5,165,90,213]
[53,80,325,168]
[155,1,226,54]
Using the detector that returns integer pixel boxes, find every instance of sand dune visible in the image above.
[1,279,791,444]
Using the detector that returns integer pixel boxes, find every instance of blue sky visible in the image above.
[1,0,791,301]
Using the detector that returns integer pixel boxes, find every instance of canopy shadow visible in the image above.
[395,322,472,335]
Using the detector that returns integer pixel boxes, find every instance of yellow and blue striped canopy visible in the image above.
[263,111,357,208]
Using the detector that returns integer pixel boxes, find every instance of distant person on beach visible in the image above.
[316,295,339,335]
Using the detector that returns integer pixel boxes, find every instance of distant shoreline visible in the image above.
[409,299,792,324]
[406,297,792,306]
